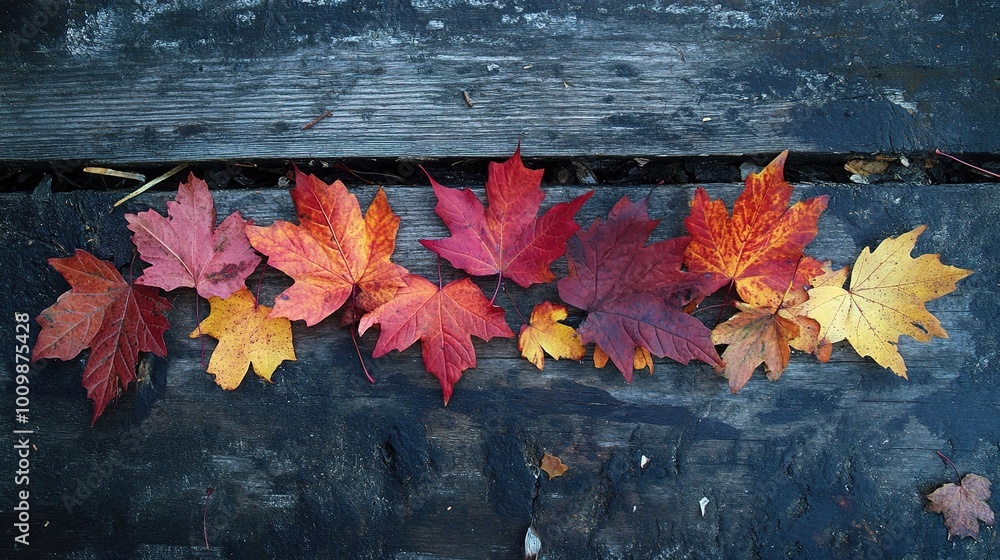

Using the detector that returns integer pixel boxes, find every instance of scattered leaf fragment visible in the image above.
[558,196,721,380]
[32,250,171,424]
[926,474,994,540]
[700,497,710,517]
[640,455,650,468]
[540,453,568,479]
[189,288,296,390]
[518,301,585,370]
[802,225,972,377]
[245,170,408,325]
[524,524,542,560]
[684,151,828,306]
[126,173,260,299]
[358,274,513,404]
[420,147,593,287]
[844,158,890,176]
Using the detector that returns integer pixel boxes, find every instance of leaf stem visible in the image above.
[489,272,502,306]
[350,319,375,384]
[254,258,268,306]
[436,256,443,290]
[203,487,213,550]
[936,451,962,484]
[502,285,527,326]
[935,149,1000,180]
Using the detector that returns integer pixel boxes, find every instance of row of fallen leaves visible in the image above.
[32,148,972,422]
[28,148,990,540]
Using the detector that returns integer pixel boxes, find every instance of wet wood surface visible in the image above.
[1,180,997,559]
[1,0,998,162]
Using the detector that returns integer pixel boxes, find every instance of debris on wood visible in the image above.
[540,453,568,479]
[524,524,542,560]
[113,163,187,207]
[83,167,146,182]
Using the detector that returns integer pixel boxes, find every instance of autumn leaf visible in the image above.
[245,170,408,326]
[189,288,296,390]
[518,301,585,370]
[594,345,653,375]
[557,196,722,381]
[684,151,828,306]
[358,274,513,404]
[540,453,568,479]
[420,148,593,288]
[710,259,829,392]
[32,250,170,424]
[126,173,261,299]
[927,474,995,540]
[801,226,972,377]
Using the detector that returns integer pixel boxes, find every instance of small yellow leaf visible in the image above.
[190,288,296,389]
[540,453,568,479]
[802,226,971,377]
[594,344,653,374]
[633,346,653,375]
[518,302,585,370]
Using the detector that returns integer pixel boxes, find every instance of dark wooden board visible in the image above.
[1,0,998,163]
[1,180,998,559]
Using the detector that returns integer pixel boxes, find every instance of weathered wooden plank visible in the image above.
[1,182,998,559]
[1,0,998,162]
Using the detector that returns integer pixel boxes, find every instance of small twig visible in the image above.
[935,149,1000,180]
[461,90,474,108]
[83,167,146,182]
[301,109,333,131]
[203,487,214,550]
[936,451,962,484]
[113,164,188,207]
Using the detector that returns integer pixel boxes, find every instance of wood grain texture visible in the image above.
[1,0,998,163]
[1,179,997,559]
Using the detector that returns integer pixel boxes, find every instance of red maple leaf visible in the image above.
[32,250,170,424]
[125,173,261,299]
[358,273,513,404]
[420,148,593,289]
[557,196,722,380]
[245,169,408,326]
[683,151,828,306]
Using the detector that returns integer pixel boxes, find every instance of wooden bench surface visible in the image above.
[1,179,997,558]
[2,0,999,162]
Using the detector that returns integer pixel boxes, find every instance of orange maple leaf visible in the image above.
[518,301,586,370]
[684,151,828,305]
[358,274,513,404]
[711,267,827,392]
[245,169,408,326]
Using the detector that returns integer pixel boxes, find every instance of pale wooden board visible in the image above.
[1,181,997,558]
[1,0,998,162]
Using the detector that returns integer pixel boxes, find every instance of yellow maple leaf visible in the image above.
[190,288,296,389]
[801,226,971,377]
[518,301,585,370]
